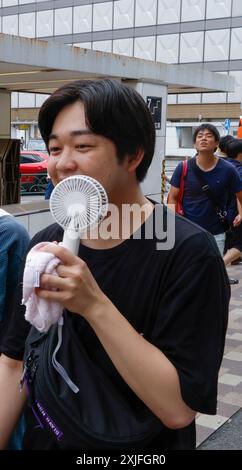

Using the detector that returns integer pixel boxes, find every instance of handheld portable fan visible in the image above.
[50,175,108,255]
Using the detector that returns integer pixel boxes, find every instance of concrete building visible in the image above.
[1,32,233,208]
[0,0,241,152]
[0,30,232,233]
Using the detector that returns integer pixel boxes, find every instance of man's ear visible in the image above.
[126,148,145,173]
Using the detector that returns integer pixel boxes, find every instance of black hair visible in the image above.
[219,135,236,154]
[193,123,220,143]
[227,139,242,159]
[38,79,156,182]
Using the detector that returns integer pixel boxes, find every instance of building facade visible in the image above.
[0,0,241,152]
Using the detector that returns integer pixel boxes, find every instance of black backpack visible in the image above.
[23,316,164,450]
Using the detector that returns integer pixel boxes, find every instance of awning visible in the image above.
[0,33,234,95]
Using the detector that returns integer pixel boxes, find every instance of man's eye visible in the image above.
[76,144,91,149]
[49,147,60,153]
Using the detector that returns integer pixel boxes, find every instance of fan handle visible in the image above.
[61,230,80,255]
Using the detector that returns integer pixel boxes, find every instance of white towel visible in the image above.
[22,242,63,332]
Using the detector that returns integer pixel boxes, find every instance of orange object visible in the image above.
[167,160,188,215]
[237,116,242,138]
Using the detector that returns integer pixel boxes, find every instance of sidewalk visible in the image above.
[196,263,242,448]
[198,408,242,449]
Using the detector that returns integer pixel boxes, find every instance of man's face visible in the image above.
[47,101,130,199]
[194,129,219,153]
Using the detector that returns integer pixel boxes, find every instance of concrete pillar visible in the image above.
[0,90,11,138]
[124,80,167,202]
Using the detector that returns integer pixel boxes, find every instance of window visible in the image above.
[20,154,44,163]
[177,127,193,148]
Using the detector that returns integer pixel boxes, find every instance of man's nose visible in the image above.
[55,150,77,171]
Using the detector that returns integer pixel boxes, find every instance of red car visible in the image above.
[20,150,49,192]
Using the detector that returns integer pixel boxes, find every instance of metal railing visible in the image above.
[20,172,47,195]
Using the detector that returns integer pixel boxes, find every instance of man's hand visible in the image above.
[36,244,107,319]
[233,214,242,227]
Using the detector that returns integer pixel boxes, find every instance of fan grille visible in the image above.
[50,176,108,234]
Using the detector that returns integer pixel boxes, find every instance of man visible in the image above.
[223,139,242,266]
[20,137,25,150]
[0,208,29,449]
[168,124,242,256]
[0,81,229,450]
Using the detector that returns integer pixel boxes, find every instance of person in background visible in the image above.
[215,135,242,271]
[169,124,242,259]
[215,135,236,158]
[223,139,242,267]
[0,208,30,449]
[44,174,54,200]
[0,80,229,450]
[20,137,25,150]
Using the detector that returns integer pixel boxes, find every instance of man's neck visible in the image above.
[196,152,218,171]
[80,187,154,250]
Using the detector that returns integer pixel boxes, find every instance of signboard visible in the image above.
[146,96,162,130]
[19,124,29,130]
[224,118,230,131]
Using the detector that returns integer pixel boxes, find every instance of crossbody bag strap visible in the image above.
[177,160,188,207]
[189,158,228,224]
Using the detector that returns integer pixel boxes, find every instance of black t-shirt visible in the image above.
[2,205,230,450]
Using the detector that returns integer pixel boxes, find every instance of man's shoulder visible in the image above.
[154,204,219,258]
[152,207,223,287]
[0,215,29,239]
[175,212,218,254]
[228,158,242,172]
[217,157,237,171]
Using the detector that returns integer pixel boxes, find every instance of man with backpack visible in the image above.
[0,83,229,451]
[168,124,242,258]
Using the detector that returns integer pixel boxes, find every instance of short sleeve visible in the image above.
[170,162,183,189]
[229,165,242,194]
[151,239,229,414]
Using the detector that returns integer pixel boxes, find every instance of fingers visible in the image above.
[35,287,63,302]
[39,273,67,291]
[39,243,81,266]
[36,273,69,304]
[233,215,241,227]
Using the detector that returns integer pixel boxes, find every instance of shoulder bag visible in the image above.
[22,319,164,450]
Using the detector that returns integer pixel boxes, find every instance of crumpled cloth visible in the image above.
[22,242,62,332]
